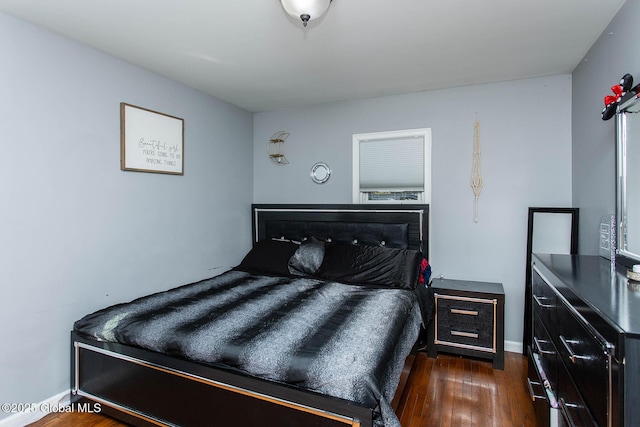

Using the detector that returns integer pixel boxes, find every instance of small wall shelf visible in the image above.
[269,131,290,165]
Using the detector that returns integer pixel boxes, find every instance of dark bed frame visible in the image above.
[70,204,429,427]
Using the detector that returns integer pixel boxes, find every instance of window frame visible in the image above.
[352,128,432,204]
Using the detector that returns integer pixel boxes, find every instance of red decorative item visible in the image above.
[602,74,634,121]
[603,84,624,106]
[604,95,619,106]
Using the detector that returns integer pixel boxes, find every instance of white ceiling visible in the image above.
[0,0,627,112]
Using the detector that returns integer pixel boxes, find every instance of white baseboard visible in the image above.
[505,340,523,354]
[0,390,70,427]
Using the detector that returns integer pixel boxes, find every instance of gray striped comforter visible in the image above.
[74,270,422,426]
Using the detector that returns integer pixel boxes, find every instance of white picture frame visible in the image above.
[120,103,184,175]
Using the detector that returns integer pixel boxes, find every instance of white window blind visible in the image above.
[359,137,424,190]
[352,128,431,204]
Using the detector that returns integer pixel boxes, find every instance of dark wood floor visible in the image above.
[30,352,538,427]
[395,352,538,427]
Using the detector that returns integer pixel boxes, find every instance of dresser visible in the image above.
[427,278,505,369]
[529,254,640,427]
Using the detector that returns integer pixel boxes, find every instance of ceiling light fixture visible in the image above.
[280,0,332,27]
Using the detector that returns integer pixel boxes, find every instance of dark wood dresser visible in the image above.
[427,278,505,369]
[529,253,640,427]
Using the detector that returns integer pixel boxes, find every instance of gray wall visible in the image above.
[8,0,618,412]
[573,0,640,254]
[254,75,573,346]
[0,13,253,418]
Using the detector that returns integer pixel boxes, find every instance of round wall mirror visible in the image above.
[310,162,331,184]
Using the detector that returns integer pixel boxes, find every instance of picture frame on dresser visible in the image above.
[522,207,578,354]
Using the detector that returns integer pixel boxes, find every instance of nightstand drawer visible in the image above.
[434,294,496,351]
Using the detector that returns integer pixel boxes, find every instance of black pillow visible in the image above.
[237,239,299,276]
[288,237,326,276]
[315,242,422,289]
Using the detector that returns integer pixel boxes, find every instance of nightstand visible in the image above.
[427,278,505,369]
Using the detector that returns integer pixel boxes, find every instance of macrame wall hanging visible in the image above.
[470,114,483,223]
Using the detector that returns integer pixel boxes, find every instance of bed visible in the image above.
[70,204,431,427]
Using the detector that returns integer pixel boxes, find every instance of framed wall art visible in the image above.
[120,103,184,175]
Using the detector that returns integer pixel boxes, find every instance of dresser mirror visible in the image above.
[616,95,640,264]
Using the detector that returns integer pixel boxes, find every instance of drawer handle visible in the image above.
[450,330,479,339]
[559,335,590,363]
[450,308,479,316]
[559,398,580,427]
[533,294,554,309]
[526,378,547,402]
[533,337,556,355]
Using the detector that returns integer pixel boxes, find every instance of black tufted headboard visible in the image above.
[252,204,429,253]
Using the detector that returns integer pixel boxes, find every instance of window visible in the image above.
[352,128,431,204]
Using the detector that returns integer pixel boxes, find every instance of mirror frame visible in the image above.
[310,162,331,184]
[522,207,578,354]
[616,95,640,267]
